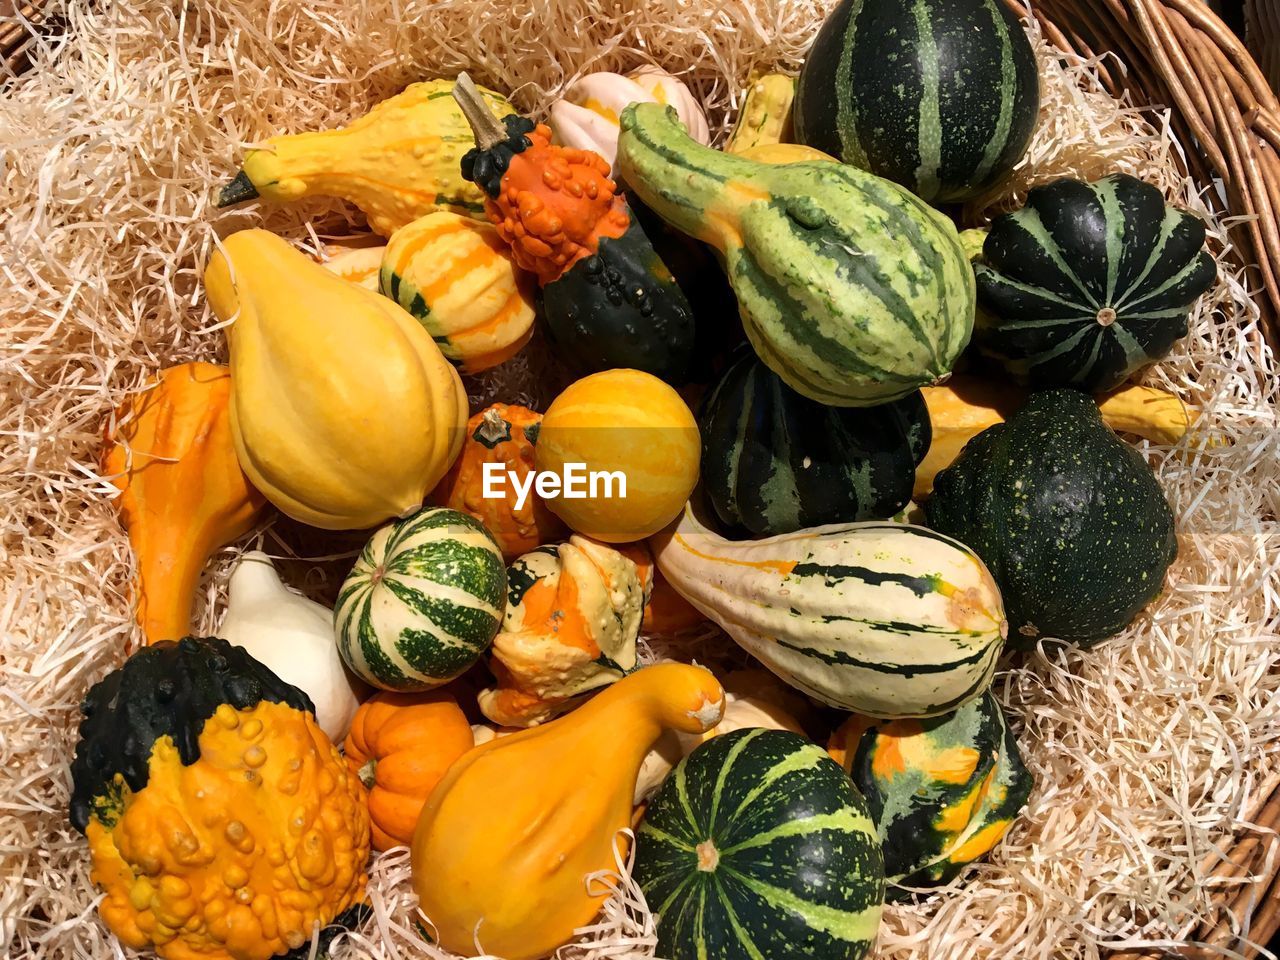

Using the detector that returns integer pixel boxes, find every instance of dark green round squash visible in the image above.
[974,173,1216,392]
[793,0,1039,203]
[635,728,884,960]
[924,388,1178,646]
[699,351,930,536]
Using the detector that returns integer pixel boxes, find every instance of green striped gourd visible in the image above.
[616,103,974,407]
[828,692,1032,895]
[635,729,884,960]
[793,0,1039,204]
[650,501,1006,717]
[973,174,1216,391]
[335,507,507,691]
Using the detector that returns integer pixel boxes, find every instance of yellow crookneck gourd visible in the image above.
[216,80,517,236]
[411,662,726,960]
[205,229,468,530]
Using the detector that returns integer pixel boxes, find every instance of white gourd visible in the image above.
[217,552,363,741]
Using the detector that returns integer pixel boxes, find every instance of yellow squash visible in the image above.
[724,73,797,153]
[737,142,837,164]
[411,662,726,960]
[319,240,386,291]
[205,229,468,530]
[216,80,516,236]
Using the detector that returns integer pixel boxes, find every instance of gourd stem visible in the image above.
[453,73,508,151]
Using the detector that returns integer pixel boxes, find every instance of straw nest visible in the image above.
[1,0,1277,957]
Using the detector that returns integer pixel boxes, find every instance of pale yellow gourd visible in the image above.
[725,73,797,153]
[737,142,838,165]
[320,240,386,291]
[205,229,468,530]
[411,662,726,960]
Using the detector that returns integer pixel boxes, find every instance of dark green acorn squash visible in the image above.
[924,388,1178,646]
[793,0,1039,203]
[974,173,1216,392]
[635,728,884,960]
[699,351,930,536]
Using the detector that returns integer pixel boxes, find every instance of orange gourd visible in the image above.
[631,546,707,634]
[411,662,726,960]
[344,691,474,851]
[429,404,566,560]
[101,363,267,644]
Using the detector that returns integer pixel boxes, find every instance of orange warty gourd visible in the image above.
[344,690,474,851]
[411,662,726,959]
[102,363,267,644]
[430,404,566,560]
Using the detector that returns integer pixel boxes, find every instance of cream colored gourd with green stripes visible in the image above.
[617,102,975,406]
[335,507,507,691]
[650,501,1006,717]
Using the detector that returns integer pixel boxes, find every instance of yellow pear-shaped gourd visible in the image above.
[411,662,726,959]
[205,229,469,530]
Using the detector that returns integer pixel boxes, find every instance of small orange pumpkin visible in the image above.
[430,403,566,560]
[102,363,268,644]
[344,690,475,851]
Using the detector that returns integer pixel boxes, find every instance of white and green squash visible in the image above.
[651,500,1007,717]
[335,506,507,691]
[617,102,975,406]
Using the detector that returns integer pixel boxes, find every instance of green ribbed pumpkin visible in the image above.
[335,506,507,691]
[635,729,885,960]
[616,102,974,407]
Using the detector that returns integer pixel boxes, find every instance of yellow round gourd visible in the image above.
[535,370,699,543]
[737,142,838,165]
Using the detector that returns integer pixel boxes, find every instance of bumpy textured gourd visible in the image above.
[380,212,535,373]
[102,362,267,645]
[651,500,1006,717]
[828,692,1033,895]
[635,729,884,960]
[973,174,1216,391]
[343,690,475,851]
[70,637,369,960]
[926,388,1178,646]
[216,551,362,742]
[215,79,515,235]
[335,507,507,691]
[794,0,1040,204]
[479,536,649,727]
[700,351,931,536]
[724,73,796,153]
[411,662,726,960]
[204,229,468,530]
[617,102,975,406]
[430,404,566,559]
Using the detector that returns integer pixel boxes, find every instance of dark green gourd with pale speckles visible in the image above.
[925,388,1177,646]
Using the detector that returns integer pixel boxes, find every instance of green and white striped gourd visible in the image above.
[616,102,974,407]
[650,500,1006,717]
[335,506,507,691]
[635,728,884,960]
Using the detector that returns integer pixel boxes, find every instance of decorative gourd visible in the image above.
[430,404,566,560]
[915,375,1195,498]
[651,499,1006,717]
[319,240,386,291]
[380,212,536,373]
[102,363,268,645]
[926,389,1178,646]
[215,79,516,235]
[828,692,1032,894]
[335,506,507,691]
[343,690,474,851]
[737,142,837,165]
[973,174,1216,391]
[70,637,369,960]
[478,536,649,727]
[216,551,362,742]
[635,729,884,960]
[411,663,726,960]
[700,351,931,536]
[793,0,1039,203]
[453,75,700,384]
[634,551,706,634]
[617,102,975,406]
[536,370,701,542]
[204,229,468,530]
[548,67,710,172]
[725,73,796,153]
